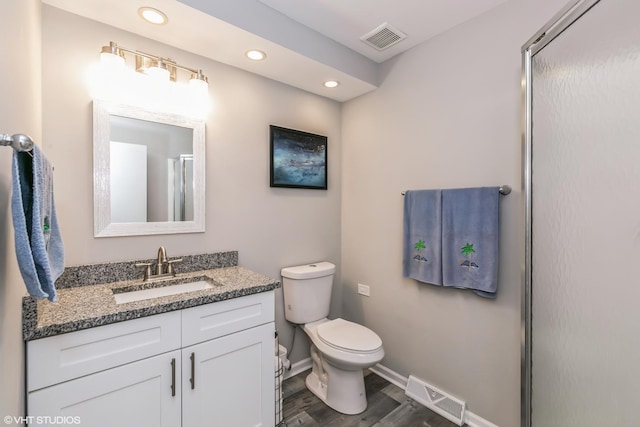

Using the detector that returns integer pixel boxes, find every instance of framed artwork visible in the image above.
[270,125,327,189]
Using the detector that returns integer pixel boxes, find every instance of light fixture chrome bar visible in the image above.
[101,41,208,84]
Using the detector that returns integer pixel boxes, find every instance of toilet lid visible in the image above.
[317,318,382,352]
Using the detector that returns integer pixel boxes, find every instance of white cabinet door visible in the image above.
[29,350,181,427]
[182,323,275,427]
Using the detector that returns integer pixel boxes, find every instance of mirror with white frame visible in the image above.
[93,100,205,237]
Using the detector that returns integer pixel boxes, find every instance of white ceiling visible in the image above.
[42,0,510,102]
[255,0,510,63]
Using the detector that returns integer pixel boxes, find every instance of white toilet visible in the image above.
[281,262,384,415]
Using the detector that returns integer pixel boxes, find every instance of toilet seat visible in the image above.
[317,318,382,353]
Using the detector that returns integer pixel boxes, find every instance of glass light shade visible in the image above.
[100,44,125,71]
[100,52,125,69]
[147,61,170,81]
[189,77,208,93]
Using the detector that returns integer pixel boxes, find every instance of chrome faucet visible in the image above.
[156,246,168,275]
[135,246,183,282]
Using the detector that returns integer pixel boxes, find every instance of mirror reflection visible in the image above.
[109,115,194,223]
[93,100,205,237]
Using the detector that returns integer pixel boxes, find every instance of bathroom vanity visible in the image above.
[22,251,279,427]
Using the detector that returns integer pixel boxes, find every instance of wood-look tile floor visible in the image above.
[281,370,461,427]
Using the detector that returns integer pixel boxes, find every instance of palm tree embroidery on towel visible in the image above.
[460,242,479,270]
[413,239,428,262]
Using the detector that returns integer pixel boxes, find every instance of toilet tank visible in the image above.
[281,262,336,324]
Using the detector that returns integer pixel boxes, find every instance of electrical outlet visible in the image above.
[357,283,370,297]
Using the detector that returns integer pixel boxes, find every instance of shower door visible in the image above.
[523,0,640,426]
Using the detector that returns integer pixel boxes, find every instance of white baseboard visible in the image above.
[283,357,312,380]
[369,363,408,389]
[463,411,499,427]
[370,363,499,427]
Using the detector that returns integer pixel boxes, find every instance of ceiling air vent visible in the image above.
[360,22,407,51]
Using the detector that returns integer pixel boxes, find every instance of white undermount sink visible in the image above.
[113,280,215,305]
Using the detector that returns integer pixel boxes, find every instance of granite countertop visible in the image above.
[22,252,280,341]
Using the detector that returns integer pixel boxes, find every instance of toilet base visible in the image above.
[305,362,367,415]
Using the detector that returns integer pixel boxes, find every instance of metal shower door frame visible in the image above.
[520,1,602,426]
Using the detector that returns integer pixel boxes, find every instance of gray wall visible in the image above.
[39,6,342,364]
[0,0,41,418]
[341,1,561,426]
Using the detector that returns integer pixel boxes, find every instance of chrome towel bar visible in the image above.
[402,185,511,196]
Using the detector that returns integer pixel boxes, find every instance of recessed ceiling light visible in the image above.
[324,80,339,88]
[245,50,267,61]
[138,7,168,25]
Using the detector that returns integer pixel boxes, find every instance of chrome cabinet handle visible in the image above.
[170,358,176,397]
[190,352,195,389]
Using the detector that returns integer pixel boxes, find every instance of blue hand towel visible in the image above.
[442,187,499,298]
[402,189,442,285]
[12,146,65,302]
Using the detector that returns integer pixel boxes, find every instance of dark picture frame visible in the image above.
[270,125,327,189]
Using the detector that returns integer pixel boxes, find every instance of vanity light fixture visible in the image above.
[323,80,339,88]
[146,58,171,81]
[100,42,125,68]
[100,41,208,89]
[189,69,209,92]
[138,7,168,25]
[245,49,267,61]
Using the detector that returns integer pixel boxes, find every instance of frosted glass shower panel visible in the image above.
[531,0,640,426]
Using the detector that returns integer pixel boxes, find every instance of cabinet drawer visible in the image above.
[27,310,181,391]
[182,291,274,347]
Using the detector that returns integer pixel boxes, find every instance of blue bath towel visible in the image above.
[12,146,64,302]
[442,187,499,298]
[402,190,442,285]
